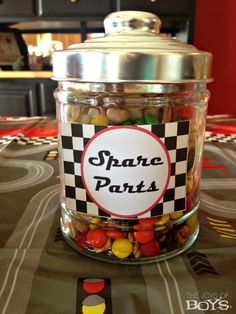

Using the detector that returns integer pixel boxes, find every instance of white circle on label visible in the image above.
[81,126,170,218]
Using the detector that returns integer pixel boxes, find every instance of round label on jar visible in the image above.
[81,126,170,218]
[60,121,189,218]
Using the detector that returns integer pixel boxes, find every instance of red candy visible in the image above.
[133,224,154,231]
[133,230,155,244]
[75,232,90,250]
[87,228,108,248]
[140,240,160,257]
[106,230,127,239]
[138,217,160,227]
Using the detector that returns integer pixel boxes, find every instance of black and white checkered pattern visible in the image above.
[0,135,19,145]
[60,121,190,218]
[0,134,58,146]
[205,132,236,143]
[15,135,58,145]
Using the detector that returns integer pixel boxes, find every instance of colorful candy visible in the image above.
[155,214,170,226]
[91,115,108,126]
[106,230,127,239]
[87,228,108,248]
[63,209,198,261]
[138,217,161,227]
[145,112,157,124]
[89,217,102,229]
[122,121,133,125]
[170,211,183,220]
[111,238,133,259]
[135,118,146,125]
[75,232,90,250]
[140,240,160,257]
[94,239,111,253]
[133,230,155,244]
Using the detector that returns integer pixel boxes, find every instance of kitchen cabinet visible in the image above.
[39,0,116,19]
[0,81,37,116]
[0,78,57,117]
[118,0,195,42]
[0,0,116,22]
[0,0,36,21]
[118,0,194,16]
[38,80,57,116]
[0,1,195,43]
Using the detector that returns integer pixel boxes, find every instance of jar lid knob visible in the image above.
[104,11,162,35]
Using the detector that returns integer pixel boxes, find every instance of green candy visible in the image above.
[135,118,146,125]
[122,121,133,125]
[145,113,157,125]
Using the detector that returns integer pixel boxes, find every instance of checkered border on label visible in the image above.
[60,121,189,218]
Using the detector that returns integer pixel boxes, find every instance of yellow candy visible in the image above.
[112,238,133,259]
[154,225,166,231]
[91,115,108,126]
[89,217,102,229]
[155,214,170,226]
[170,211,183,220]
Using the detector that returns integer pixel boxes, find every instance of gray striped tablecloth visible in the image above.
[0,127,235,314]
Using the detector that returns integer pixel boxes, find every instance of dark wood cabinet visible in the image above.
[0,0,115,22]
[0,0,36,20]
[0,0,196,116]
[118,0,194,16]
[118,0,195,42]
[38,80,57,116]
[39,0,115,18]
[0,79,57,117]
[0,81,37,116]
[0,1,195,42]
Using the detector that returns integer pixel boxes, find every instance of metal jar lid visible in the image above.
[52,11,212,83]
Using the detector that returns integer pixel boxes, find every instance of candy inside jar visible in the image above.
[53,11,212,264]
[61,205,199,264]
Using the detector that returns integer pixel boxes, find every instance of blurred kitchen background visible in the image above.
[0,0,235,116]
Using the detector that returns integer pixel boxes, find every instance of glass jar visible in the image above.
[53,11,212,264]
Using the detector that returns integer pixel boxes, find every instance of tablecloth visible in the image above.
[0,115,235,314]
